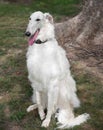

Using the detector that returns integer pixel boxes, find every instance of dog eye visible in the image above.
[36,19,40,21]
[29,18,31,20]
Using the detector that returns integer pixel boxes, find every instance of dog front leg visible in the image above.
[36,91,45,120]
[42,79,59,127]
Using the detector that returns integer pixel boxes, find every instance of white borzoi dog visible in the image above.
[25,11,89,129]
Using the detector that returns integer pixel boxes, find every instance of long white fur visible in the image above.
[26,11,90,129]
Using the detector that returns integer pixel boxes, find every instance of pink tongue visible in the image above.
[28,29,40,46]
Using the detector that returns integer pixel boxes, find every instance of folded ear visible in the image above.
[44,13,54,24]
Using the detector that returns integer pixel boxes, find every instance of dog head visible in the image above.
[25,11,54,45]
[25,11,53,37]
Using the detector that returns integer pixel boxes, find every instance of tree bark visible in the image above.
[55,0,103,81]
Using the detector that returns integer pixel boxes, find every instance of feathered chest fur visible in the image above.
[26,41,65,85]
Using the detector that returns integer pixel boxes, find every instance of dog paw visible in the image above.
[39,112,45,120]
[41,119,50,128]
[27,104,38,112]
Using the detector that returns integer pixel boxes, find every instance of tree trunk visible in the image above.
[55,0,103,81]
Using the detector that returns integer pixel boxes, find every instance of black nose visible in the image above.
[25,31,31,37]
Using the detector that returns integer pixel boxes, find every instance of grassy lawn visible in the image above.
[0,0,103,130]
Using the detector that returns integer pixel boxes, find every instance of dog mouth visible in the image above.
[28,29,40,46]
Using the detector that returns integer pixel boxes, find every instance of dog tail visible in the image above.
[56,110,90,129]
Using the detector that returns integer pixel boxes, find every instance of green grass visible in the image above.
[0,0,103,130]
[0,0,81,21]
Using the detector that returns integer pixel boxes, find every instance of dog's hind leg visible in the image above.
[32,89,37,104]
[42,79,59,127]
[27,104,38,112]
